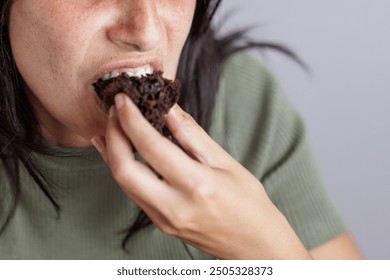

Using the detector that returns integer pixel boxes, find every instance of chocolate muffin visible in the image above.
[93,71,180,135]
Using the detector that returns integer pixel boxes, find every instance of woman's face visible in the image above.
[8,0,196,147]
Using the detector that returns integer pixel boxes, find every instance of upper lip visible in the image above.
[90,57,163,84]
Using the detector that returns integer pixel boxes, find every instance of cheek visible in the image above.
[10,3,88,87]
[168,1,195,39]
[8,1,106,139]
[162,1,196,77]
[176,2,196,39]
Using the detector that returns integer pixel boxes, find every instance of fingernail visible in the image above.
[109,106,115,118]
[91,137,103,154]
[115,94,125,110]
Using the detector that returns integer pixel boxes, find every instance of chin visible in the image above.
[63,119,108,147]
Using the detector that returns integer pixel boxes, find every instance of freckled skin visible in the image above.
[8,0,196,147]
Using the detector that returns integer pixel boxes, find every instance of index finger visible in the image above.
[115,93,207,189]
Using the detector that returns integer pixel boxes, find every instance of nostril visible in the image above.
[107,3,163,52]
[108,25,162,52]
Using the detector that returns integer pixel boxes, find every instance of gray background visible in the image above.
[216,0,390,259]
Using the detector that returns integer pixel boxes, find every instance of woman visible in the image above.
[0,0,362,259]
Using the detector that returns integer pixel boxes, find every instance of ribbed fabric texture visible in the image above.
[209,53,346,250]
[0,53,345,259]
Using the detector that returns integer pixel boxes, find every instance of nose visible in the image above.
[107,0,163,52]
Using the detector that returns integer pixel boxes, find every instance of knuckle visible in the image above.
[164,208,194,235]
[180,110,195,122]
[192,184,216,203]
[181,114,197,129]
[169,214,192,234]
[176,111,197,131]
[187,172,216,202]
[148,206,186,236]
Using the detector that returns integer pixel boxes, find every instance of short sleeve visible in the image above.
[208,52,346,249]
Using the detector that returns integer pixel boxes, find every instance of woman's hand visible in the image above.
[91,93,311,260]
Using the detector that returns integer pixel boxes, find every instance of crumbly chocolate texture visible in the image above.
[93,71,180,135]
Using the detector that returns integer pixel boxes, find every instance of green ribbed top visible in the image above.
[0,53,345,259]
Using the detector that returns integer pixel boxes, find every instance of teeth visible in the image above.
[110,69,120,79]
[102,73,111,81]
[101,65,154,81]
[146,66,153,74]
[135,68,146,77]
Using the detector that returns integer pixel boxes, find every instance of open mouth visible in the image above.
[92,65,154,100]
[92,69,181,134]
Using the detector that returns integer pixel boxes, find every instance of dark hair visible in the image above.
[0,0,303,249]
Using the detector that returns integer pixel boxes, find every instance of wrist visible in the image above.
[237,202,312,260]
[262,206,312,259]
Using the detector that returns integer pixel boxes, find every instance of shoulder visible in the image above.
[218,52,278,107]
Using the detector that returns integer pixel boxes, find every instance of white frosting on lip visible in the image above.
[101,65,154,81]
